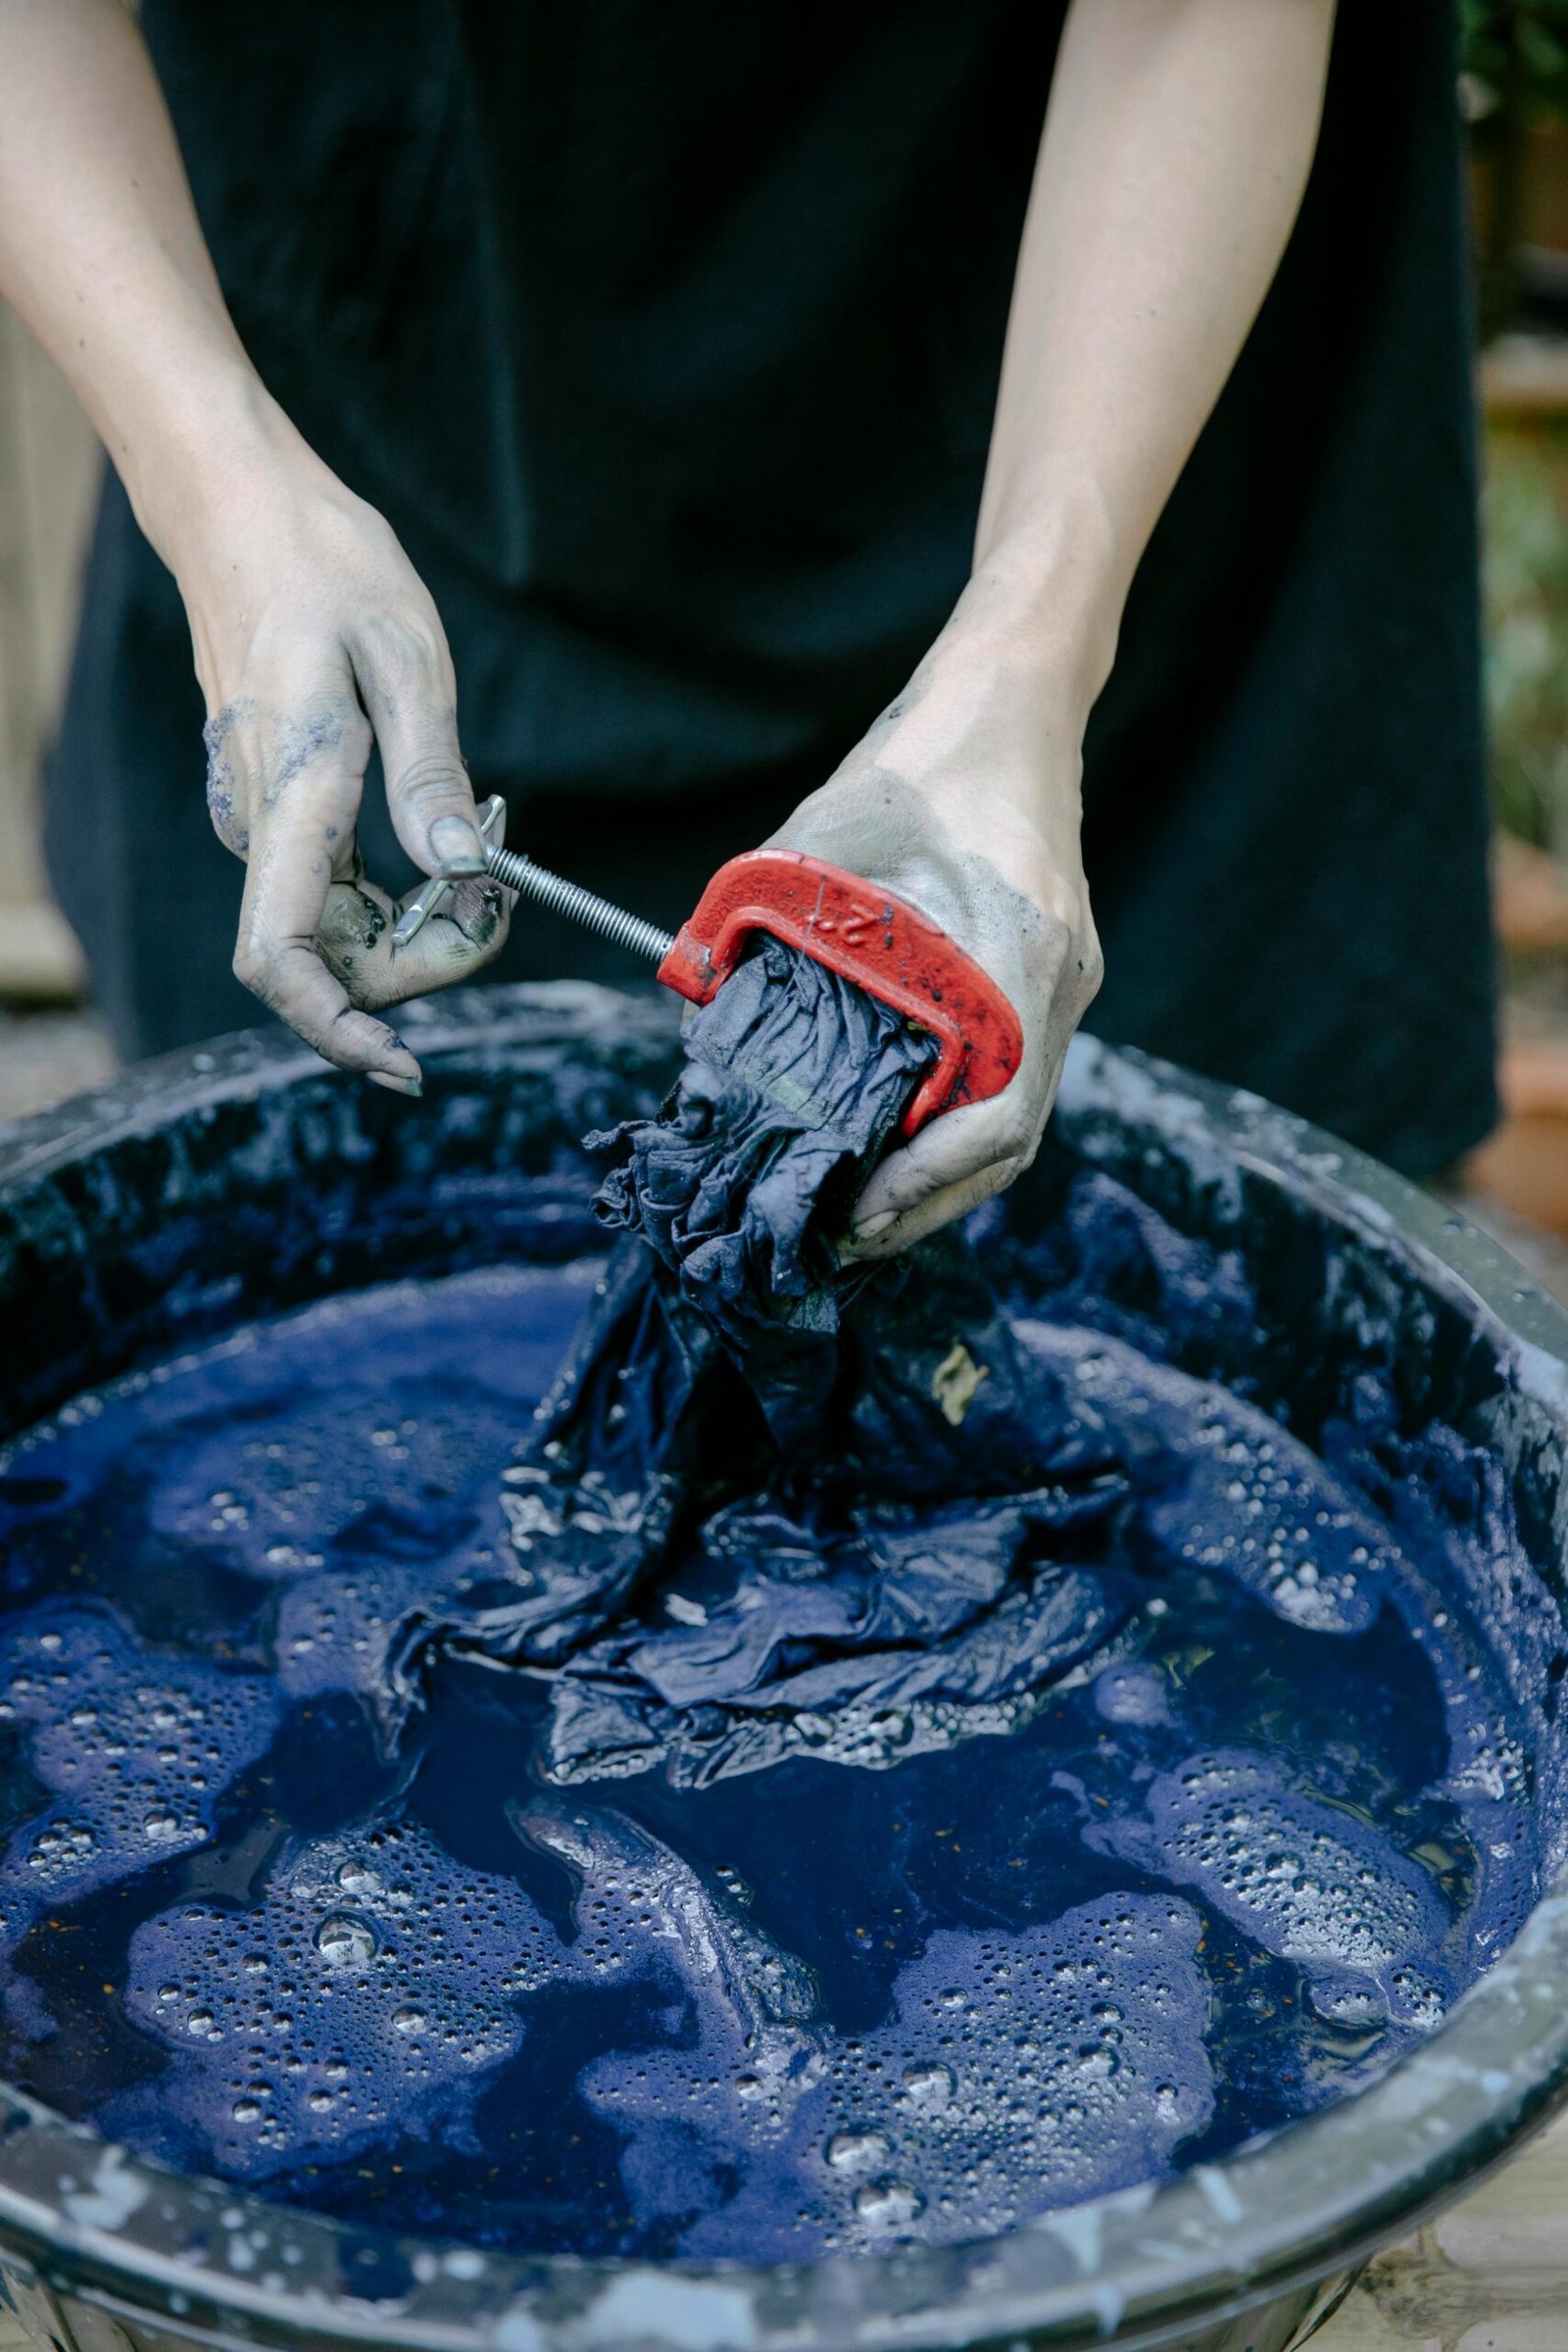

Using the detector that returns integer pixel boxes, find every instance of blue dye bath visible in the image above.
[0,1248,1546,2261]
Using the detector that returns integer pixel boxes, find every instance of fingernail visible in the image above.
[852,1210,896,1244]
[368,1069,422,1099]
[429,815,486,877]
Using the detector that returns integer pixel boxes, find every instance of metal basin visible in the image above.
[0,981,1564,2352]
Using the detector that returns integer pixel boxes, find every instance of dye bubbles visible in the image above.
[1089,1751,1451,2031]
[111,1794,1211,2249]
[106,1813,563,2178]
[1017,1322,1396,1635]
[0,1219,1552,2261]
[574,1859,1212,2261]
[0,1605,278,1965]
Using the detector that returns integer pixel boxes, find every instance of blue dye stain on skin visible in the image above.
[202,701,253,856]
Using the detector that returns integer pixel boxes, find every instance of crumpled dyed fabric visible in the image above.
[436,951,1405,1788]
[501,1235,1137,1787]
[590,938,934,1354]
[466,1224,1402,1788]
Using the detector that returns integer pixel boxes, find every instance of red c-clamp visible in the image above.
[657,850,1023,1138]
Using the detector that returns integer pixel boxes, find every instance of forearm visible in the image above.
[0,0,292,574]
[975,0,1337,712]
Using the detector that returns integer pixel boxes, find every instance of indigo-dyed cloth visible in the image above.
[542,944,1120,1775]
[466,1204,1402,1788]
[461,920,1384,1787]
[591,939,934,1345]
[485,1229,1144,1786]
[458,937,1406,1787]
[454,949,1380,1787]
[477,923,1138,1772]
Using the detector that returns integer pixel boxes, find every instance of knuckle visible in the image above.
[362,614,423,673]
[1034,918,1072,986]
[299,702,371,771]
[256,700,370,809]
[990,1102,1037,1163]
[207,806,251,857]
[231,938,272,999]
[358,609,451,691]
[393,754,468,812]
[1014,1124,1045,1175]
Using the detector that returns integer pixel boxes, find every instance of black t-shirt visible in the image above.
[49,0,1495,1176]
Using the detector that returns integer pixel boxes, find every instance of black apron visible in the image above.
[48,0,1494,1179]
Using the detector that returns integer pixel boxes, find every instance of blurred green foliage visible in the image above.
[1484,426,1568,848]
[1464,11,1568,846]
[1462,2,1568,115]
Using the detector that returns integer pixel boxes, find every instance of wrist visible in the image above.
[115,352,314,585]
[962,455,1123,723]
[878,613,1095,878]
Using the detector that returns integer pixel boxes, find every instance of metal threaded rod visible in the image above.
[484,844,675,966]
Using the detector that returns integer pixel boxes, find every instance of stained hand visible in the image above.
[770,606,1102,1256]
[190,449,509,1095]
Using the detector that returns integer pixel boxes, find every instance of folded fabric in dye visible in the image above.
[590,936,934,1353]
[478,1242,741,1666]
[461,1228,1151,1784]
[459,925,1410,1790]
[544,1514,1135,1788]
[463,1216,1406,1788]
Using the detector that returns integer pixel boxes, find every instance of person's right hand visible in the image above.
[182,428,510,1096]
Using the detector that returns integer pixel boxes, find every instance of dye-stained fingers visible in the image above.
[841,914,1098,1260]
[835,889,1092,1260]
[352,614,489,882]
[212,603,513,1088]
[767,754,1101,1257]
[227,684,428,1090]
[842,1077,1053,1261]
[315,849,511,1017]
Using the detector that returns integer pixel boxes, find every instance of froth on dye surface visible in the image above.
[0,1193,1556,2260]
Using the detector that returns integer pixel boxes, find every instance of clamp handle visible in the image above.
[658,850,1023,1137]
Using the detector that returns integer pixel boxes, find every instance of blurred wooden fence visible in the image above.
[0,302,100,1000]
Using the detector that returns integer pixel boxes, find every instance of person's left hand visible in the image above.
[769,585,1102,1258]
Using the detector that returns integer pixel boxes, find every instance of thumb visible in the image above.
[356,633,487,881]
